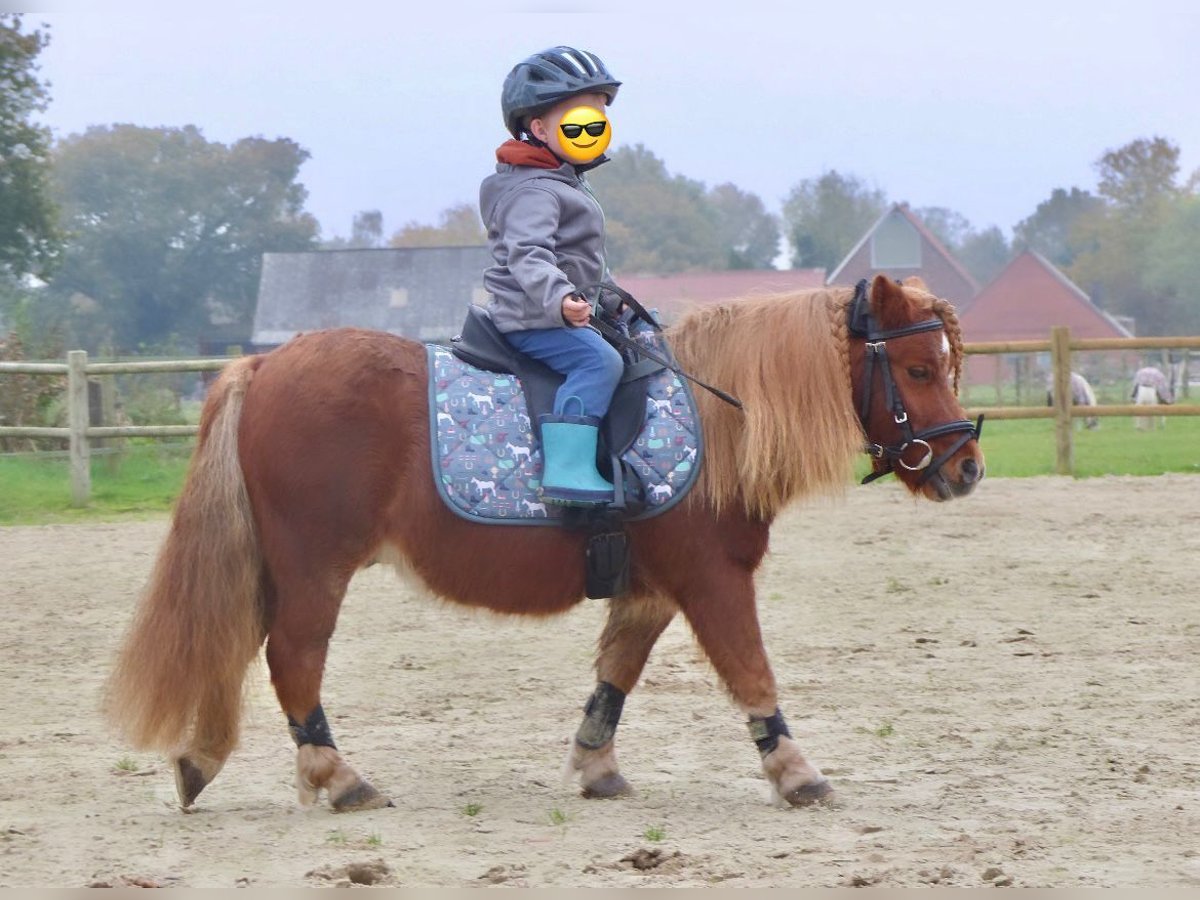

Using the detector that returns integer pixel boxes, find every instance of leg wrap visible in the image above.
[574,681,626,750]
[748,708,791,757]
[287,704,337,749]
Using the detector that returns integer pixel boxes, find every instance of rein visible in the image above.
[585,281,744,410]
[847,279,983,487]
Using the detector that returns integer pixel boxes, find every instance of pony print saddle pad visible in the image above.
[427,327,701,525]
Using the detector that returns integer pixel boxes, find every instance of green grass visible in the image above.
[970,416,1200,478]
[113,756,139,773]
[1,419,1197,526]
[548,807,569,826]
[0,443,193,524]
[853,416,1200,481]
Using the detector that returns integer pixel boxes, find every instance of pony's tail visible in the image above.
[104,357,265,760]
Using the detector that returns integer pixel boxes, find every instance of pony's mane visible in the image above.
[665,284,964,520]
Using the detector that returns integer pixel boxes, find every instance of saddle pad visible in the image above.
[427,328,702,526]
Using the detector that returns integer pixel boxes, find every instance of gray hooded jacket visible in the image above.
[479,156,607,333]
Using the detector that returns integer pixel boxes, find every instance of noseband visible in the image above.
[848,280,983,487]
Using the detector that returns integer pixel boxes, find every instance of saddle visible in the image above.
[450,304,665,505]
[438,304,702,599]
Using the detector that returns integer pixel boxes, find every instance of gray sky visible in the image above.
[29,2,1200,246]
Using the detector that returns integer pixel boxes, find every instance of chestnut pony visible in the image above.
[105,275,983,811]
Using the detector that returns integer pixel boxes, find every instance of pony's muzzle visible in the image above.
[959,456,983,484]
[924,452,984,502]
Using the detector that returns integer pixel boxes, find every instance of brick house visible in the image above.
[958,249,1134,388]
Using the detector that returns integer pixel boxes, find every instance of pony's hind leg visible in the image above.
[173,681,243,808]
[567,594,676,798]
[265,575,392,812]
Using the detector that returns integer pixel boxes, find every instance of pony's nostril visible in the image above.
[960,457,980,482]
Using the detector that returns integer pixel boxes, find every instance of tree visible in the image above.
[389,203,485,248]
[707,182,780,269]
[1067,136,1190,334]
[1143,194,1200,334]
[956,226,1011,287]
[915,206,1012,286]
[50,124,318,349]
[322,209,387,249]
[914,206,972,252]
[781,170,887,270]
[587,144,725,274]
[1096,136,1182,211]
[1012,187,1105,268]
[352,210,384,248]
[0,15,62,282]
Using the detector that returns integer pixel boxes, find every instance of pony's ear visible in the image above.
[900,275,929,291]
[869,274,914,330]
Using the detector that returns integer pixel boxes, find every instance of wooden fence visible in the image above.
[2,329,1199,505]
[0,352,231,506]
[962,328,1200,475]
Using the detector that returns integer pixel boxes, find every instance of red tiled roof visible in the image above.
[613,268,827,319]
[959,250,1132,342]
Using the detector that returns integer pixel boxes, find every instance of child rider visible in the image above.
[479,45,624,507]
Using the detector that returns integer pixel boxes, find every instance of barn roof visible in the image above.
[251,246,828,346]
[251,245,492,347]
[959,250,1133,341]
[826,204,980,305]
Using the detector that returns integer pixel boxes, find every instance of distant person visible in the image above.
[478,46,625,506]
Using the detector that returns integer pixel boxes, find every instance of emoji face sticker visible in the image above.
[555,105,611,163]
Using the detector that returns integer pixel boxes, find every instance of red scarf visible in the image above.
[495,140,561,169]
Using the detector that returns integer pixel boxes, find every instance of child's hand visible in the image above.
[561,294,592,327]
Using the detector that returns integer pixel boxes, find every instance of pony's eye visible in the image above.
[907,366,931,380]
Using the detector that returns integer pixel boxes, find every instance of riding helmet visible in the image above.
[501,46,621,139]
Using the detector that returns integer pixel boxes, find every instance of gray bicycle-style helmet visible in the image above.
[501,46,621,139]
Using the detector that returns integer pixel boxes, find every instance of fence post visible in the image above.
[1050,326,1073,476]
[68,349,91,506]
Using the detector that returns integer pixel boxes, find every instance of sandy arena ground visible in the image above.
[1,474,1198,888]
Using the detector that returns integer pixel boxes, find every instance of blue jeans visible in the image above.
[504,326,624,418]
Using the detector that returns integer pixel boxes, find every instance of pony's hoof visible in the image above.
[296,777,319,808]
[331,779,393,812]
[783,777,834,807]
[173,756,211,809]
[581,772,631,799]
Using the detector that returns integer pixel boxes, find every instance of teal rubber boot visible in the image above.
[538,414,614,507]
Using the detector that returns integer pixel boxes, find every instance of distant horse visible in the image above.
[1132,366,1173,430]
[1046,371,1099,429]
[105,276,984,813]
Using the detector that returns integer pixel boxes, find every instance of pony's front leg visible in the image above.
[676,577,832,807]
[567,594,676,798]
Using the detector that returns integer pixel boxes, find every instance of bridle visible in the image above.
[847,280,983,487]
